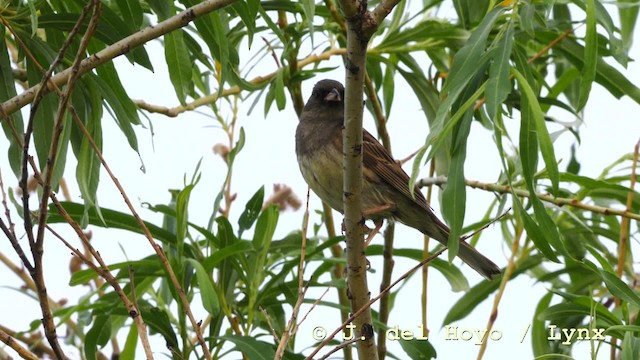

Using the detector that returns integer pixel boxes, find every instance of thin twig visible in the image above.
[26,157,155,359]
[0,324,56,358]
[259,307,280,343]
[477,224,522,359]
[134,47,347,118]
[421,160,437,340]
[306,247,448,360]
[296,287,331,331]
[474,27,576,111]
[616,138,639,277]
[364,72,395,360]
[0,328,39,360]
[317,337,362,360]
[0,0,240,117]
[417,177,640,221]
[14,2,101,357]
[275,188,311,359]
[64,95,212,359]
[612,138,640,359]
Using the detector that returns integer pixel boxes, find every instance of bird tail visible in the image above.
[456,240,501,280]
[408,210,501,279]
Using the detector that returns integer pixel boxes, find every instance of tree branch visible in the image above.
[417,176,640,221]
[336,0,402,359]
[0,0,239,117]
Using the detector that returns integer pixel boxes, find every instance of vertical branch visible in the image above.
[477,223,523,360]
[616,139,639,278]
[612,138,640,359]
[364,74,394,360]
[10,1,101,358]
[421,160,437,340]
[335,1,400,359]
[339,0,376,357]
[275,189,311,359]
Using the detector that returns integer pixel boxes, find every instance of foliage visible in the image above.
[1,0,640,359]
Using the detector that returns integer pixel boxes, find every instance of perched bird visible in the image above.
[295,79,501,279]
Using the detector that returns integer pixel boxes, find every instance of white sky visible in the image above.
[2,3,640,359]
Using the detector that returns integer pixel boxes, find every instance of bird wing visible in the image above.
[361,130,430,211]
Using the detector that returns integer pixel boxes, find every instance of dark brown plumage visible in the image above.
[295,79,501,279]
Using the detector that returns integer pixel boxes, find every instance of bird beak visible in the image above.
[324,88,342,102]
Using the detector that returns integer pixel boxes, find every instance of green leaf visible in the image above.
[485,22,513,119]
[274,71,286,110]
[419,80,488,182]
[230,1,259,47]
[621,331,640,360]
[148,0,172,20]
[383,59,396,119]
[37,9,151,69]
[186,259,220,315]
[442,255,542,324]
[585,245,615,273]
[175,184,196,258]
[511,67,559,194]
[85,315,111,360]
[70,259,161,286]
[399,337,437,359]
[576,0,597,111]
[253,205,278,251]
[0,27,25,178]
[512,68,564,260]
[216,336,275,359]
[115,0,143,30]
[202,241,253,271]
[376,19,469,53]
[141,305,179,350]
[120,323,138,360]
[600,270,640,308]
[441,7,503,96]
[91,63,140,152]
[367,246,470,292]
[538,32,640,104]
[301,0,315,45]
[532,292,553,356]
[493,111,558,262]
[75,78,103,227]
[619,0,639,52]
[238,186,265,237]
[248,206,278,324]
[539,301,620,327]
[442,109,472,261]
[47,202,185,252]
[164,30,192,105]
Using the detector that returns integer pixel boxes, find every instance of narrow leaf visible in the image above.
[164,30,192,105]
[187,259,221,315]
[576,0,597,111]
[485,23,513,119]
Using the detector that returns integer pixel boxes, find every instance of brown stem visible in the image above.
[0,327,40,360]
[135,48,347,118]
[417,177,640,221]
[364,72,395,360]
[275,189,311,358]
[27,157,155,359]
[421,160,437,340]
[476,224,522,359]
[0,0,240,117]
[339,0,377,356]
[306,247,448,360]
[612,139,640,359]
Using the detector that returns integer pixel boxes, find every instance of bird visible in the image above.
[295,79,501,280]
